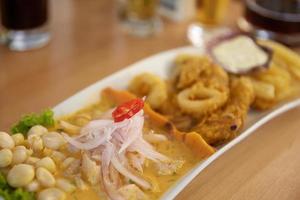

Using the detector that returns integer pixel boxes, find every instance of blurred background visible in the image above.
[0,0,300,130]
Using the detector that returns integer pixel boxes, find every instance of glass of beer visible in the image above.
[188,0,231,46]
[118,0,162,37]
[0,0,50,51]
[196,0,230,25]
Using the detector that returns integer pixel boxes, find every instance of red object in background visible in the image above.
[112,98,144,122]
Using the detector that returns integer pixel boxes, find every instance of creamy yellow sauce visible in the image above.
[60,101,200,200]
[66,187,102,200]
[144,140,198,199]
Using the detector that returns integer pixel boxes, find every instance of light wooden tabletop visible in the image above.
[1,1,300,200]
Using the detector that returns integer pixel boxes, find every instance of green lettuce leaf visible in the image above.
[11,109,55,136]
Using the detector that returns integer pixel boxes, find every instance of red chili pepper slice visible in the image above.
[112,98,144,122]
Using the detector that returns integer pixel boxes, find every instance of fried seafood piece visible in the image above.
[155,82,197,131]
[177,82,228,117]
[156,160,184,176]
[174,55,211,89]
[249,60,293,110]
[174,55,229,91]
[128,73,168,110]
[192,77,254,145]
[173,55,229,116]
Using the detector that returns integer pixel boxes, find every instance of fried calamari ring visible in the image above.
[128,73,168,110]
[192,77,254,145]
[177,82,228,117]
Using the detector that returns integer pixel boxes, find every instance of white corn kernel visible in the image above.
[12,133,24,146]
[38,188,66,200]
[36,167,56,187]
[26,180,40,192]
[0,149,12,167]
[50,151,66,164]
[36,167,55,187]
[12,146,28,164]
[56,178,76,193]
[7,164,35,187]
[0,132,15,149]
[26,157,40,165]
[42,132,66,150]
[35,157,56,174]
[28,135,44,152]
[27,125,48,137]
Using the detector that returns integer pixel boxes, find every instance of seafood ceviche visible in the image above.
[0,36,300,200]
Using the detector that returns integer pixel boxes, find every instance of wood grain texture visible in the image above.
[0,0,300,199]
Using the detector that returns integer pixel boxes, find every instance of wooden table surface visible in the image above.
[1,1,300,200]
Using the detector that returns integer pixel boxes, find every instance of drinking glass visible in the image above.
[0,0,50,51]
[187,0,231,47]
[118,0,162,37]
[238,0,300,46]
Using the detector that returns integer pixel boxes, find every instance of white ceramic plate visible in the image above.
[53,46,300,200]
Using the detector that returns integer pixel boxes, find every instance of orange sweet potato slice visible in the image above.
[101,87,216,157]
[184,132,215,159]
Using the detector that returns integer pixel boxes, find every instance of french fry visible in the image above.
[257,39,300,80]
[250,78,275,100]
[252,62,291,98]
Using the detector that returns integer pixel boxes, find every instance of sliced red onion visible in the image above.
[111,154,151,190]
[129,138,169,163]
[62,130,111,150]
[143,130,168,143]
[119,111,144,153]
[62,106,178,199]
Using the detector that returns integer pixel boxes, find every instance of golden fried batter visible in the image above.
[173,55,230,116]
[174,55,229,92]
[192,77,254,146]
[129,73,168,110]
[177,82,228,117]
[250,60,293,110]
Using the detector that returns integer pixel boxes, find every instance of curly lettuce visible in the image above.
[11,109,55,136]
